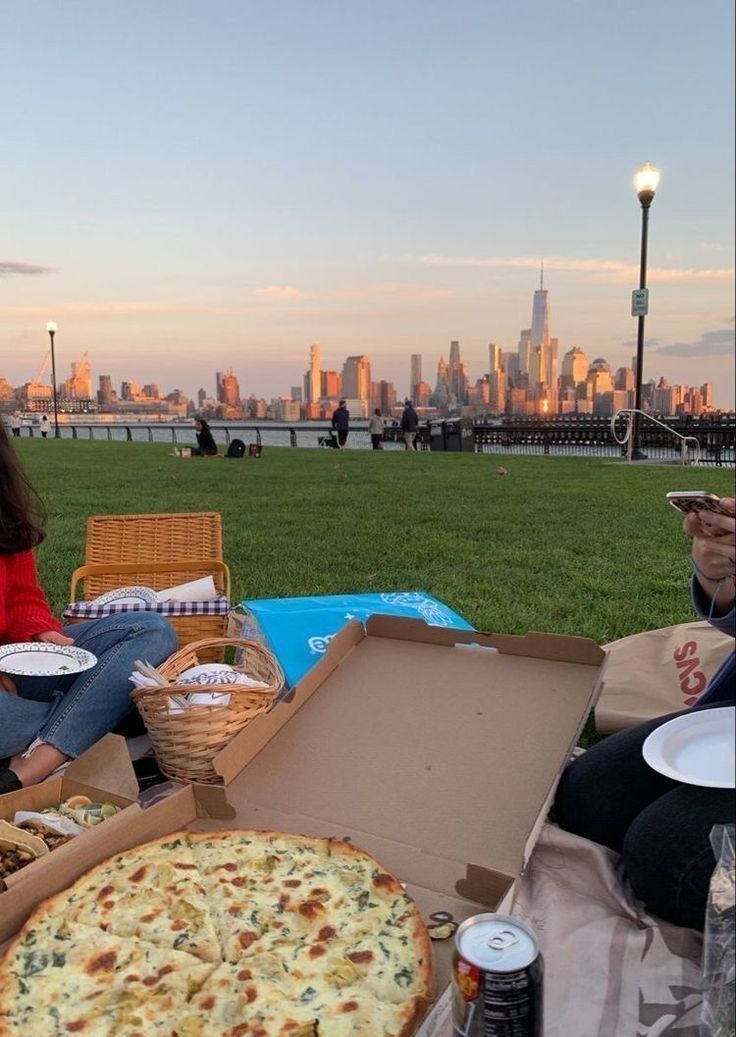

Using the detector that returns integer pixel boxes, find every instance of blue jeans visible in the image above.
[0,613,177,759]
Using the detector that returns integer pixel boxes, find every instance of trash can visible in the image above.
[429,420,446,452]
[443,418,475,452]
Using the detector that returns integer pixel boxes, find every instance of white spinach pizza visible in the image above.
[0,830,433,1036]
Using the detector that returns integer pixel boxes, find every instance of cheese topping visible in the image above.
[0,831,433,1036]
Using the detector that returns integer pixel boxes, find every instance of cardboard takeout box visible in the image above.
[0,617,605,1032]
[0,734,140,942]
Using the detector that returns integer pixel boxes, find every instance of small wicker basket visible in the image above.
[132,637,284,784]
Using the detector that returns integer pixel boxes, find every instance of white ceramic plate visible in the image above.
[642,707,735,789]
[93,586,158,607]
[0,643,98,678]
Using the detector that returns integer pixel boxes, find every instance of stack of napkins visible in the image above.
[129,661,268,715]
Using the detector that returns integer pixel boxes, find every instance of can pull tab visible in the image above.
[487,930,520,951]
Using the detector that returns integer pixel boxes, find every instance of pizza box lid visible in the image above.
[209,615,604,908]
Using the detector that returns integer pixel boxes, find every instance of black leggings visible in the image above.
[554,699,734,930]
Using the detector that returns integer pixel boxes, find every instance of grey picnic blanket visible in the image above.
[514,824,703,1036]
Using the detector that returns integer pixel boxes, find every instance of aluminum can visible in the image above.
[451,913,543,1037]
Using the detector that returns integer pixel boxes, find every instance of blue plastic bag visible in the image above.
[240,592,473,688]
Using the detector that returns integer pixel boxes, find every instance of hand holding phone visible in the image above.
[666,491,730,516]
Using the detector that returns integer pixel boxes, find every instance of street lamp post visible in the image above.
[631,161,660,460]
[46,321,60,438]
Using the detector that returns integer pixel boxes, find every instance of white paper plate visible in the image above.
[642,707,735,789]
[0,643,98,678]
[93,586,158,607]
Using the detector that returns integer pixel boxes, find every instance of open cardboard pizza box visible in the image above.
[0,617,605,1033]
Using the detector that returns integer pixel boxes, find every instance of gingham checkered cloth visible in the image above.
[63,597,231,621]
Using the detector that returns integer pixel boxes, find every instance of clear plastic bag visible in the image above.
[701,824,735,1037]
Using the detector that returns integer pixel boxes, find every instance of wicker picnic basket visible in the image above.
[68,512,231,661]
[132,637,284,784]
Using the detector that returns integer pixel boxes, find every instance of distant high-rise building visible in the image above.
[414,381,431,407]
[489,367,507,410]
[342,355,371,405]
[560,347,588,388]
[701,383,714,409]
[98,375,114,405]
[197,388,207,408]
[587,358,614,409]
[70,356,92,399]
[290,386,303,403]
[320,370,341,397]
[614,367,635,392]
[306,344,321,404]
[517,329,532,376]
[216,372,224,403]
[142,384,160,399]
[433,355,450,406]
[502,351,520,381]
[221,372,240,407]
[531,262,550,351]
[378,380,397,414]
[410,354,422,398]
[448,341,464,401]
[488,342,502,375]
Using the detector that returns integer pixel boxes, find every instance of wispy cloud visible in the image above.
[656,328,735,358]
[254,285,309,301]
[254,282,455,302]
[0,282,456,321]
[418,253,734,285]
[0,260,55,277]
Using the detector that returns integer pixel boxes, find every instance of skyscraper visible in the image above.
[410,354,422,399]
[306,344,321,404]
[517,329,532,375]
[448,341,466,403]
[342,355,371,405]
[561,347,588,388]
[488,342,502,376]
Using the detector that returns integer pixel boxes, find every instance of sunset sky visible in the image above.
[2,0,734,404]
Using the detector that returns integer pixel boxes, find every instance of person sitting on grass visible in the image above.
[192,417,218,456]
[554,497,735,931]
[0,421,177,792]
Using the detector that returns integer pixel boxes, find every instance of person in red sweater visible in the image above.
[0,423,176,792]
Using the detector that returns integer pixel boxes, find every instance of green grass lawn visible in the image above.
[17,439,735,645]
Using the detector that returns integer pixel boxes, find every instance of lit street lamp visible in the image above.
[46,321,60,438]
[631,161,660,460]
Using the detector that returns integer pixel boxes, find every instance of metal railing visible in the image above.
[10,416,735,464]
[610,409,701,465]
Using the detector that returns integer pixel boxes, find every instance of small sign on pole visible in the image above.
[631,288,649,316]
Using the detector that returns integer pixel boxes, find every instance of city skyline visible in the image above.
[1,1,734,404]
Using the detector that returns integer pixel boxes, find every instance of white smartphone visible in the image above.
[666,491,727,516]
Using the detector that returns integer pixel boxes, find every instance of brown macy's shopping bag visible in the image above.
[596,620,733,735]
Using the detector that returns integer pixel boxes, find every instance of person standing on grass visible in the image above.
[368,408,385,450]
[400,399,419,451]
[10,414,21,438]
[554,497,735,931]
[331,400,350,449]
[40,414,49,438]
[0,420,177,793]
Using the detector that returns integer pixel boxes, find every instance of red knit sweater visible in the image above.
[0,549,62,644]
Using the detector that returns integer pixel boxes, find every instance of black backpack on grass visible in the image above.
[225,438,246,458]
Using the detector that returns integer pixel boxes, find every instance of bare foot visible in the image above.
[9,743,70,787]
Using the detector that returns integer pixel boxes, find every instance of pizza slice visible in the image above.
[51,834,222,962]
[188,830,335,964]
[0,918,213,1037]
